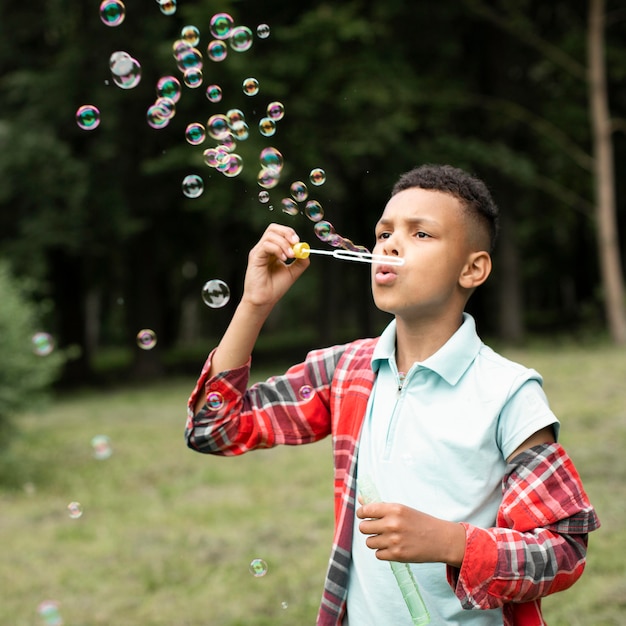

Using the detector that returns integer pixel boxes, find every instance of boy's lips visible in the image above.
[374,264,399,285]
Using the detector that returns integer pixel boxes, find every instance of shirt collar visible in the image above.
[372,313,482,385]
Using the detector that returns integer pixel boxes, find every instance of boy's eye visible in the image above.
[416,231,430,239]
[377,232,390,240]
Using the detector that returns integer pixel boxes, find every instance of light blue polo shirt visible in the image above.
[346,314,559,626]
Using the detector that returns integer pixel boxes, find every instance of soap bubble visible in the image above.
[109,51,133,76]
[309,168,326,186]
[185,122,206,145]
[176,47,203,72]
[75,105,100,131]
[207,114,230,140]
[181,25,200,47]
[206,84,222,102]
[290,181,308,202]
[259,147,284,172]
[91,435,112,460]
[37,600,63,626]
[154,97,176,120]
[67,502,83,519]
[230,121,250,141]
[210,13,234,39]
[230,26,254,52]
[257,24,271,39]
[221,154,244,178]
[207,40,228,62]
[242,77,259,96]
[305,200,324,222]
[314,221,335,242]
[266,101,285,121]
[281,198,299,216]
[258,117,276,137]
[226,109,245,127]
[100,0,125,27]
[201,279,231,308]
[156,76,182,103]
[299,385,314,401]
[146,104,170,129]
[219,135,237,153]
[32,332,54,356]
[258,191,270,203]
[249,558,268,577]
[182,174,204,198]
[206,391,225,410]
[257,168,280,190]
[159,0,177,16]
[281,601,289,610]
[183,68,203,88]
[136,329,157,350]
[112,56,141,89]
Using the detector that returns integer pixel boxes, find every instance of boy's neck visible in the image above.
[394,312,464,371]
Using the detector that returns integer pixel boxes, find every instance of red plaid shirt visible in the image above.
[187,338,599,625]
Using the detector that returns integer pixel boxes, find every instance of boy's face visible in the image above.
[371,187,479,322]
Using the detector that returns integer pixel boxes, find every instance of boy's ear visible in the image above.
[459,251,492,289]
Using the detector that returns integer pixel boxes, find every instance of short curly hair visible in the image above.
[391,164,500,253]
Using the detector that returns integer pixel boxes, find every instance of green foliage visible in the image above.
[0,261,64,448]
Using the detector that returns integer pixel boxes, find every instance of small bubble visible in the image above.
[209,13,234,40]
[220,154,244,178]
[230,26,254,52]
[136,329,157,350]
[242,77,259,96]
[281,198,299,216]
[185,123,206,146]
[266,101,285,121]
[299,385,314,401]
[314,221,335,243]
[109,51,133,76]
[281,601,289,610]
[182,174,204,198]
[305,200,324,222]
[201,279,231,308]
[147,104,170,129]
[176,47,203,72]
[37,600,63,626]
[181,25,200,47]
[183,68,203,88]
[230,120,250,141]
[156,76,182,103]
[159,0,177,16]
[207,114,230,140]
[257,168,280,190]
[257,24,271,39]
[67,502,83,519]
[249,558,268,577]
[99,0,125,27]
[309,168,326,186]
[206,84,222,102]
[207,40,228,62]
[258,117,276,137]
[258,191,270,203]
[226,109,245,127]
[290,181,308,202]
[91,435,112,460]
[112,56,141,89]
[32,332,55,356]
[75,105,100,131]
[206,391,225,410]
[259,147,284,172]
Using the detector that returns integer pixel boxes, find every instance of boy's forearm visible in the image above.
[193,300,273,414]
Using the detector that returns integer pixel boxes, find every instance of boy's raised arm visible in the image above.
[194,224,309,413]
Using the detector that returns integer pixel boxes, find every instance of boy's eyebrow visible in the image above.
[375,216,441,230]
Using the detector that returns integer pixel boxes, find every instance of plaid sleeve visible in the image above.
[447,442,600,611]
[185,345,346,455]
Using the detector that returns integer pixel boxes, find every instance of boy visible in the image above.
[186,164,599,625]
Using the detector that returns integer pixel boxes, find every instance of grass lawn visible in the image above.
[1,343,624,625]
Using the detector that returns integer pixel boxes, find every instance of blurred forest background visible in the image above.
[1,0,625,392]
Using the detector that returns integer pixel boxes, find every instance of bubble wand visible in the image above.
[358,475,431,626]
[292,242,404,266]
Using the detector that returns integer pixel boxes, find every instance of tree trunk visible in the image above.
[588,0,626,343]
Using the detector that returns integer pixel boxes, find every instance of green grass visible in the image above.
[1,344,625,625]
